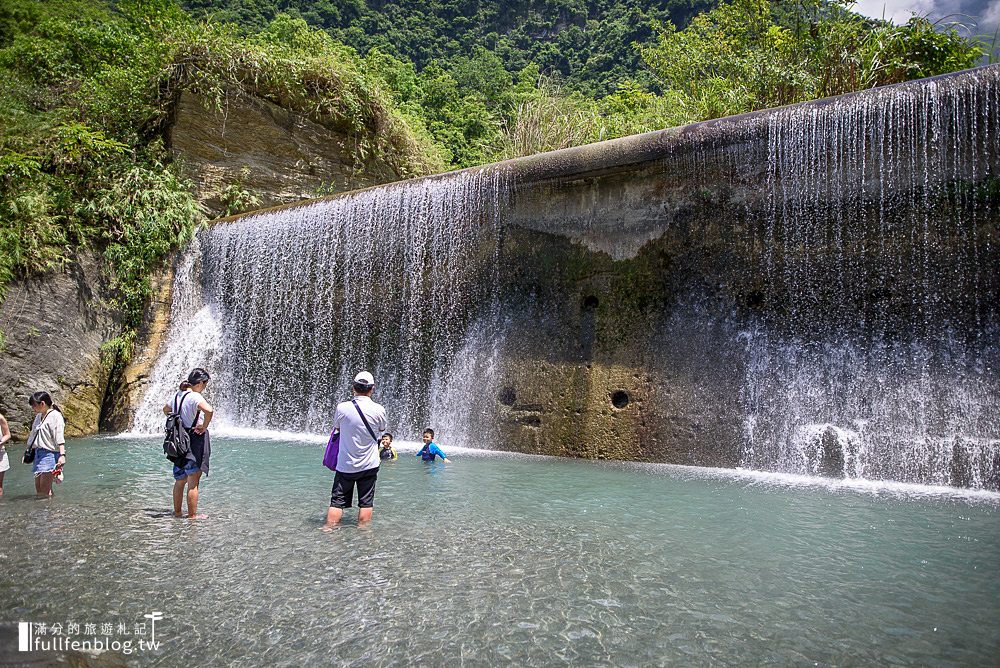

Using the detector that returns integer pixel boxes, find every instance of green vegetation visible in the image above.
[183,0,716,97]
[0,0,199,360]
[0,0,986,365]
[641,0,987,118]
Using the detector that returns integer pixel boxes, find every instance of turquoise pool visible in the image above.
[2,435,998,666]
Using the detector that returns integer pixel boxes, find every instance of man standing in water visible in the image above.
[324,371,387,529]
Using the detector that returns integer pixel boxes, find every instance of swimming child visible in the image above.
[378,433,397,460]
[416,428,450,463]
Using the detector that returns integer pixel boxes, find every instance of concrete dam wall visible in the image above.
[132,65,1000,488]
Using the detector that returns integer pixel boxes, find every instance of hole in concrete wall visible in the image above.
[581,295,599,310]
[611,390,630,409]
[499,386,517,406]
[745,291,764,308]
[868,288,893,302]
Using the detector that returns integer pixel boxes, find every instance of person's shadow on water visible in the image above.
[142,507,178,519]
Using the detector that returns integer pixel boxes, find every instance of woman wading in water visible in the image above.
[26,392,66,497]
[0,411,11,496]
[162,368,214,519]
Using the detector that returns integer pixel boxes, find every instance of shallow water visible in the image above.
[2,436,999,666]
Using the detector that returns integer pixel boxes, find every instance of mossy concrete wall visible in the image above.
[489,222,749,467]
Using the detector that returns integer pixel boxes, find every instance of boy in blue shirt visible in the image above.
[416,428,450,463]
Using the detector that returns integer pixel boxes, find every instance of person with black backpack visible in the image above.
[162,368,214,519]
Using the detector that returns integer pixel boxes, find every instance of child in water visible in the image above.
[378,433,397,460]
[416,428,450,463]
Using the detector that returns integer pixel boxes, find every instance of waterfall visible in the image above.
[738,327,1000,486]
[735,68,1000,484]
[131,65,999,488]
[132,236,223,431]
[133,168,509,436]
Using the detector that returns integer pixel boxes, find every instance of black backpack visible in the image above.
[163,391,196,465]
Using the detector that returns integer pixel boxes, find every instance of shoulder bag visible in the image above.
[22,410,51,464]
[322,429,340,471]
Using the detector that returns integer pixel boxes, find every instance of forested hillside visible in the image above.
[0,0,443,358]
[181,0,716,97]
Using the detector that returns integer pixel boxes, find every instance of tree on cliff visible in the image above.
[639,0,985,118]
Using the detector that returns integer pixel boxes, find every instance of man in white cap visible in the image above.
[324,371,388,529]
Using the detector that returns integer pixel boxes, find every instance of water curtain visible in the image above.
[733,69,999,485]
[134,168,508,434]
[134,67,999,487]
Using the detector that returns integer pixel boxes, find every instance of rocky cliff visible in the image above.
[169,89,402,217]
[0,254,114,438]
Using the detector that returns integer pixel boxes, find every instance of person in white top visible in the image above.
[26,392,66,497]
[162,368,215,519]
[0,411,10,496]
[324,371,388,529]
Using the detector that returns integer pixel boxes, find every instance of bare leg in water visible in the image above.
[173,472,207,518]
[173,477,186,517]
[323,506,343,530]
[185,471,206,519]
[35,472,54,497]
[323,506,372,530]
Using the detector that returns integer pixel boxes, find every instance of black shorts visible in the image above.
[330,467,379,509]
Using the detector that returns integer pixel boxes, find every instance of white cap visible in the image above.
[353,371,375,387]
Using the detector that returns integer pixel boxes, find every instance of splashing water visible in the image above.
[133,169,508,436]
[132,237,223,431]
[733,68,1000,485]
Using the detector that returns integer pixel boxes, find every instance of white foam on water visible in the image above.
[636,460,1000,503]
[106,424,1000,502]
